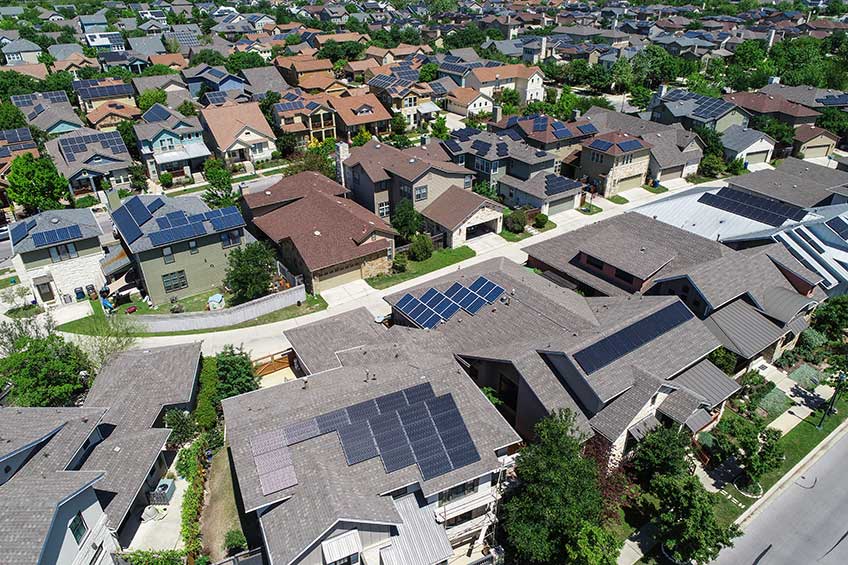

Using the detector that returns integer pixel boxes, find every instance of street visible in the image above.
[713,426,848,564]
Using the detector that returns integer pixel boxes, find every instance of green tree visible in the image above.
[632,45,682,87]
[258,90,281,128]
[177,100,198,116]
[409,233,433,261]
[430,115,450,140]
[190,49,227,67]
[164,408,197,447]
[6,153,68,212]
[653,473,740,563]
[141,64,177,77]
[750,115,794,145]
[708,346,738,375]
[202,159,236,209]
[502,410,607,564]
[276,132,299,157]
[224,242,276,304]
[693,125,724,158]
[812,295,848,340]
[216,345,259,400]
[0,334,90,407]
[391,112,408,135]
[391,198,422,241]
[317,40,366,63]
[473,181,498,199]
[610,58,633,93]
[225,51,267,74]
[418,62,439,82]
[629,85,653,109]
[351,127,372,146]
[568,522,620,565]
[699,154,725,177]
[733,40,768,70]
[587,64,613,93]
[504,208,527,233]
[631,426,691,484]
[116,119,140,160]
[817,107,848,139]
[0,102,27,129]
[137,89,167,113]
[129,163,148,192]
[576,95,614,114]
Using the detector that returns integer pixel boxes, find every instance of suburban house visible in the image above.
[52,51,100,77]
[274,54,334,88]
[10,90,84,135]
[723,91,821,128]
[0,127,39,201]
[109,195,253,305]
[649,87,750,133]
[577,131,652,196]
[759,83,848,111]
[132,74,192,109]
[464,63,545,105]
[445,87,494,117]
[0,342,202,564]
[182,64,247,97]
[724,157,848,209]
[2,38,41,65]
[793,124,838,158]
[245,171,396,293]
[363,43,433,65]
[328,93,393,141]
[240,65,291,96]
[199,101,275,167]
[367,74,441,129]
[46,128,133,195]
[488,111,597,162]
[135,104,211,182]
[9,209,105,306]
[87,100,142,131]
[525,213,823,374]
[721,125,775,166]
[79,12,108,33]
[72,78,136,112]
[272,90,337,149]
[84,32,126,52]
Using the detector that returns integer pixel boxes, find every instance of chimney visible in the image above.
[335,141,350,188]
[492,104,503,123]
[768,75,780,85]
[767,29,776,50]
[539,36,547,63]
[571,108,581,120]
[105,188,121,211]
[420,133,430,147]
[657,83,668,99]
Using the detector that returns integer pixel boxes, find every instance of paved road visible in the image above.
[713,428,848,565]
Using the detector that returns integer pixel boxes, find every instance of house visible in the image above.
[110,195,253,305]
[2,38,42,65]
[328,93,393,140]
[46,128,133,195]
[182,64,247,96]
[464,63,545,105]
[0,63,47,80]
[577,131,652,196]
[132,74,192,108]
[245,171,396,292]
[199,101,275,167]
[362,43,433,65]
[650,87,749,133]
[244,13,276,31]
[212,20,255,40]
[0,127,39,201]
[101,50,149,75]
[759,83,848,111]
[134,104,211,182]
[721,125,775,166]
[79,13,108,33]
[9,91,83,135]
[724,157,848,208]
[311,32,370,49]
[87,100,142,131]
[85,32,126,52]
[488,111,598,163]
[723,91,821,128]
[0,342,202,564]
[343,58,381,82]
[240,65,291,96]
[274,54,334,88]
[127,35,166,56]
[9,209,105,305]
[367,74,440,129]
[793,124,838,158]
[148,53,188,70]
[272,90,336,149]
[52,51,100,78]
[445,87,493,116]
[73,77,136,112]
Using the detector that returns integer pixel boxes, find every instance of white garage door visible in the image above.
[804,144,831,158]
[745,150,770,164]
[548,197,574,216]
[317,264,361,291]
[616,173,643,192]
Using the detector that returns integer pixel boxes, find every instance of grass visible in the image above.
[789,364,823,391]
[233,173,259,182]
[577,203,603,215]
[261,166,288,176]
[170,183,207,196]
[684,174,717,185]
[56,294,328,336]
[366,246,476,289]
[201,447,241,561]
[642,183,669,194]
[6,304,43,318]
[0,275,18,290]
[498,220,557,242]
[608,194,629,204]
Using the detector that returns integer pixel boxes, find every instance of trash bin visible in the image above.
[74,287,85,301]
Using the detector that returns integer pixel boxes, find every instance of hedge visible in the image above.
[195,356,219,431]
[177,437,207,557]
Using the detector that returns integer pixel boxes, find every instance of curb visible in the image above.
[735,414,848,527]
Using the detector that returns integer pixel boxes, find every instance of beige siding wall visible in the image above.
[715,109,749,133]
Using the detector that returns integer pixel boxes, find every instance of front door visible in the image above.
[36,282,54,303]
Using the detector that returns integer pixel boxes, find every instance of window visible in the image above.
[49,242,78,263]
[491,159,499,173]
[162,270,188,293]
[456,154,465,166]
[189,240,198,254]
[163,246,175,264]
[445,510,474,528]
[327,556,354,565]
[464,175,472,189]
[400,183,412,198]
[403,96,417,108]
[69,512,88,544]
[474,157,491,173]
[221,229,241,248]
[614,268,634,285]
[378,201,390,217]
[414,185,428,201]
[438,478,479,506]
[585,254,604,270]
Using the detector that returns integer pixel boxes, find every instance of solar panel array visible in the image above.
[368,74,396,90]
[149,221,207,247]
[618,139,643,152]
[429,80,448,96]
[31,225,83,248]
[203,91,228,105]
[77,83,135,101]
[254,383,480,488]
[275,100,305,112]
[10,91,69,108]
[142,104,172,123]
[453,127,480,142]
[664,89,734,119]
[58,131,127,163]
[589,139,613,151]
[0,128,32,143]
[10,221,32,246]
[395,275,505,328]
[496,142,509,157]
[471,139,491,156]
[443,138,462,153]
[544,174,582,196]
[698,187,806,227]
[816,94,848,107]
[826,216,848,239]
[533,116,548,132]
[392,67,420,81]
[573,301,694,374]
[164,31,201,47]
[577,123,599,135]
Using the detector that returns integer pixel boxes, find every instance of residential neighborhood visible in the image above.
[2,2,848,565]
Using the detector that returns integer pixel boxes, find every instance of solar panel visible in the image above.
[250,429,287,456]
[147,197,165,212]
[533,116,548,132]
[443,139,462,153]
[573,301,694,374]
[826,216,848,239]
[468,276,505,303]
[410,434,448,463]
[156,217,171,230]
[698,188,802,228]
[32,232,47,247]
[210,213,244,232]
[617,139,643,152]
[403,382,435,405]
[167,211,189,226]
[338,421,379,465]
[496,142,509,157]
[143,104,172,123]
[553,127,573,139]
[124,196,152,226]
[577,123,598,135]
[316,408,351,433]
[545,174,581,196]
[589,139,613,151]
[258,464,297,495]
[375,391,408,414]
[111,205,143,244]
[417,451,453,481]
[457,290,487,314]
[284,418,320,445]
[381,443,417,473]
[10,222,28,245]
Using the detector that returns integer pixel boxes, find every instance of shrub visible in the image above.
[74,195,99,208]
[196,557,212,565]
[739,370,775,406]
[118,188,133,198]
[164,409,196,447]
[392,253,407,273]
[799,328,827,351]
[224,529,248,554]
[533,212,549,229]
[409,233,434,261]
[271,150,281,159]
[194,356,219,431]
[708,346,738,375]
[774,349,798,369]
[504,208,527,233]
[725,158,746,175]
[159,171,173,187]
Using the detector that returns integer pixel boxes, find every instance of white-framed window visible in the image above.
[438,478,479,506]
[49,242,78,263]
[414,185,427,201]
[162,270,188,293]
[474,157,491,173]
[464,175,472,189]
[163,245,175,264]
[69,511,88,544]
[378,201,390,217]
[492,159,499,173]
[189,240,198,254]
[403,96,417,108]
[221,229,241,248]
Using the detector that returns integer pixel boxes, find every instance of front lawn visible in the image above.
[642,183,669,194]
[608,194,629,204]
[366,246,475,289]
[577,203,603,215]
[684,174,717,185]
[6,304,43,318]
[499,219,557,242]
[0,275,18,290]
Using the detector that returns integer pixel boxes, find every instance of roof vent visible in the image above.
[375,144,381,148]
[313,230,321,236]
[113,446,121,453]
[50,217,59,224]
[409,158,415,163]
[264,190,271,195]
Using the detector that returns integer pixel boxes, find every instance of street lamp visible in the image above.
[817,372,846,430]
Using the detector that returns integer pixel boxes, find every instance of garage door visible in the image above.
[745,150,770,164]
[660,165,684,181]
[616,173,643,191]
[548,196,574,215]
[804,144,831,158]
[317,264,361,291]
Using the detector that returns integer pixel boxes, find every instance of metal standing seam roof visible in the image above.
[380,492,453,565]
[704,299,787,359]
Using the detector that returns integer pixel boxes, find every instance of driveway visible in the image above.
[442,111,467,132]
[320,279,374,308]
[465,232,506,256]
[747,162,774,172]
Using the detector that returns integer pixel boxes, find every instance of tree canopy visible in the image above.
[391,198,422,241]
[225,51,267,74]
[202,159,237,209]
[0,102,27,130]
[630,427,692,484]
[137,89,167,113]
[215,345,259,400]
[224,241,276,305]
[6,154,68,212]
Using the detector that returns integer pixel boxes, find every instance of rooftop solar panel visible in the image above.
[112,205,143,244]
[826,216,848,239]
[577,123,599,135]
[147,197,165,213]
[124,196,152,226]
[10,222,28,245]
[589,139,613,151]
[617,139,643,152]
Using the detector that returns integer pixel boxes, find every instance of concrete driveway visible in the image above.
[747,162,774,172]
[442,111,467,132]
[465,232,506,255]
[320,279,374,307]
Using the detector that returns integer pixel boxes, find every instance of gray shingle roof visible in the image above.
[726,159,848,208]
[127,35,166,55]
[10,208,102,255]
[589,368,662,442]
[721,124,774,153]
[2,38,41,54]
[47,43,83,60]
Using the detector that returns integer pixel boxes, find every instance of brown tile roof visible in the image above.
[86,100,141,124]
[148,53,188,68]
[723,91,820,119]
[243,171,348,211]
[345,59,380,72]
[298,74,346,91]
[794,124,838,144]
[422,185,503,231]
[252,183,395,272]
[274,55,333,73]
[582,130,652,155]
[199,101,275,150]
[328,93,392,127]
[52,52,98,71]
[470,63,543,83]
[0,63,47,80]
[314,32,370,46]
[446,87,488,105]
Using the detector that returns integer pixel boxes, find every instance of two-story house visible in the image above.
[0,127,39,203]
[84,32,126,52]
[577,130,652,196]
[9,90,83,135]
[110,195,254,305]
[328,93,393,141]
[2,38,41,65]
[72,78,136,112]
[199,101,275,167]
[274,54,335,88]
[464,63,545,105]
[46,128,133,195]
[367,74,441,129]
[649,87,750,133]
[9,208,105,305]
[181,64,247,97]
[135,104,212,182]
[272,90,337,149]
[723,91,821,128]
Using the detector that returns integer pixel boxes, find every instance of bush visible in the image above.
[195,356,219,431]
[708,346,738,375]
[392,253,407,273]
[164,409,196,447]
[409,233,434,261]
[725,158,746,175]
[533,212,548,229]
[118,188,133,198]
[698,154,725,178]
[271,150,281,159]
[196,557,212,565]
[74,194,99,208]
[739,370,775,406]
[159,171,173,187]
[799,328,828,351]
[504,209,527,233]
[224,529,248,554]
[774,349,798,369]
